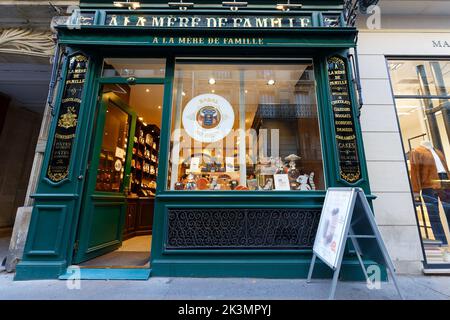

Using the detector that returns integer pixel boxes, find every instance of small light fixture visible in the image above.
[267,79,276,86]
[113,0,141,10]
[143,122,148,126]
[138,117,144,121]
[222,0,247,11]
[158,105,161,109]
[211,90,215,93]
[276,0,302,12]
[209,78,216,85]
[182,91,186,96]
[168,0,194,10]
[245,90,248,94]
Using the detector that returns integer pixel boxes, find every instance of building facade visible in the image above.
[8,0,450,280]
[0,0,77,270]
[357,1,450,273]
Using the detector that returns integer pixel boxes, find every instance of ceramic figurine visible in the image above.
[296,172,315,191]
[210,177,219,190]
[309,172,316,190]
[296,174,311,191]
[285,154,301,180]
[174,182,184,190]
[274,157,284,174]
[185,173,197,190]
[263,178,274,190]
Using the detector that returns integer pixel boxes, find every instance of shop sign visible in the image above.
[432,40,450,48]
[182,93,235,143]
[46,54,88,183]
[327,56,361,183]
[150,36,265,46]
[105,14,312,29]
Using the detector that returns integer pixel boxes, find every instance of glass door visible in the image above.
[73,92,136,264]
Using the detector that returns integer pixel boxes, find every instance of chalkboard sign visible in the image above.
[327,56,361,183]
[46,54,88,183]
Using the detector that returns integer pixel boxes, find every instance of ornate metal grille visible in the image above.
[166,208,321,249]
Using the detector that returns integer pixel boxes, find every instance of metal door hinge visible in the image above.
[73,240,79,253]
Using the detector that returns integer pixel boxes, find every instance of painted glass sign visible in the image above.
[105,14,312,28]
[182,94,235,143]
[46,54,88,182]
[327,56,361,183]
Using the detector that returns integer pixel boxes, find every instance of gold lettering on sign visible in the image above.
[299,18,310,27]
[233,18,243,28]
[206,17,217,28]
[255,18,268,28]
[179,17,189,27]
[167,17,176,27]
[271,18,282,27]
[191,17,201,27]
[152,17,165,27]
[218,18,228,27]
[136,16,146,26]
[288,18,295,28]
[109,15,118,26]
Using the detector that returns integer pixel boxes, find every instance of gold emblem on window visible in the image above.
[58,106,78,129]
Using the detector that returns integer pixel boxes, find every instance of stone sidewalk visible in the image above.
[1,271,450,300]
[1,234,450,300]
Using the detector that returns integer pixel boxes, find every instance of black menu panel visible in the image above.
[327,56,361,183]
[46,54,88,183]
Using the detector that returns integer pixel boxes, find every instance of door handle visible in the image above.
[78,175,84,180]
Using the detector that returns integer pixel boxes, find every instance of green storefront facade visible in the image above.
[15,0,382,281]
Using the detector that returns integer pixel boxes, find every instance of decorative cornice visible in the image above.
[0,28,54,57]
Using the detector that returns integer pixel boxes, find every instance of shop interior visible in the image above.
[78,78,163,268]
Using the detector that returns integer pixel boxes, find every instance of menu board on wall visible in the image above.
[327,56,361,183]
[46,54,88,183]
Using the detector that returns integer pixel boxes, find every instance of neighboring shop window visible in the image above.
[167,60,325,191]
[388,59,450,265]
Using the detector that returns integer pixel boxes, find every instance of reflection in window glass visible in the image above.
[167,60,325,191]
[95,102,130,192]
[388,58,450,265]
[102,58,166,78]
[388,60,450,96]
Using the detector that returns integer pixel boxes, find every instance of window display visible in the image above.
[388,58,450,264]
[167,60,325,191]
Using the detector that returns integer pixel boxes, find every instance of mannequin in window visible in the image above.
[410,140,450,245]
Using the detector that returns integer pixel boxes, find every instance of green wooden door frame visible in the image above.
[15,42,379,280]
[73,93,137,264]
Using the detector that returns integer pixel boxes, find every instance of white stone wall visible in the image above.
[357,31,450,273]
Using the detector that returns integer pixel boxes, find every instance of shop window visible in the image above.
[167,60,325,191]
[388,59,450,265]
[102,58,166,78]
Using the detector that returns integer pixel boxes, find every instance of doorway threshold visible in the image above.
[59,266,151,280]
